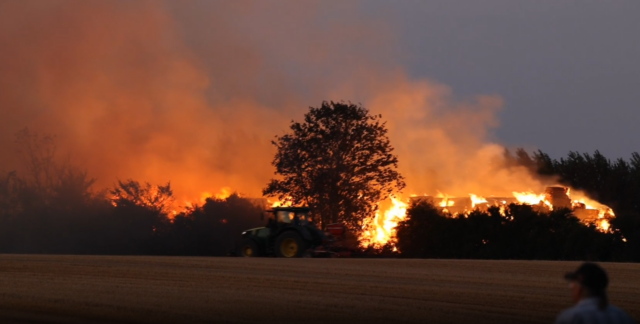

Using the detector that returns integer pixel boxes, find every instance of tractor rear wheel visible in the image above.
[238,238,261,257]
[275,232,307,258]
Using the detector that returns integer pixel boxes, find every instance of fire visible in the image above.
[213,187,233,200]
[184,187,235,207]
[571,198,615,218]
[171,187,238,218]
[363,186,616,248]
[599,219,611,232]
[269,196,294,207]
[470,194,487,208]
[512,191,546,206]
[439,197,454,207]
[360,196,408,248]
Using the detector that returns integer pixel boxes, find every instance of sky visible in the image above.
[1,0,639,198]
[171,0,640,158]
[375,1,640,158]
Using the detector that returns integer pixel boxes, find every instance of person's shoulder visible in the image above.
[555,306,580,324]
[606,305,636,323]
[555,302,598,324]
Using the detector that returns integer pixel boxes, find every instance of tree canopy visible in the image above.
[263,101,405,231]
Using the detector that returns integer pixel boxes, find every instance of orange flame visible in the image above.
[598,219,611,232]
[512,191,546,206]
[175,187,237,217]
[269,197,294,207]
[469,194,487,208]
[360,196,408,248]
[363,187,615,249]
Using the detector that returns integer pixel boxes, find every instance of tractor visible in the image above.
[237,206,353,258]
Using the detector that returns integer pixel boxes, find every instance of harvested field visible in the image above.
[0,255,638,324]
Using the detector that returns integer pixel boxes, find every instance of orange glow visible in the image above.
[176,187,237,217]
[571,198,615,218]
[360,196,408,248]
[363,187,615,249]
[269,197,293,207]
[512,191,546,206]
[469,194,487,208]
[214,187,233,200]
[598,219,611,232]
[438,196,454,207]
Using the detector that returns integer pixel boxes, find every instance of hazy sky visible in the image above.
[173,0,640,158]
[2,0,639,196]
[379,1,640,158]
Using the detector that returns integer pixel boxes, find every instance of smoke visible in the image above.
[0,0,550,204]
[363,77,553,197]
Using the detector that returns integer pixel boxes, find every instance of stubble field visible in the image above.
[0,255,638,324]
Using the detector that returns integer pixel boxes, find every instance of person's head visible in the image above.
[564,262,609,308]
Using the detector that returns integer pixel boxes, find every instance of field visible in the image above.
[0,255,638,324]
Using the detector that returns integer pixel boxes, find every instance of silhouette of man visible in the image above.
[556,263,635,324]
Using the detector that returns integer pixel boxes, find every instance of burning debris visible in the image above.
[360,186,615,249]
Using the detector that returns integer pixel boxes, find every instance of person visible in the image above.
[556,262,635,324]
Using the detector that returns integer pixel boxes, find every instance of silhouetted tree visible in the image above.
[110,180,174,214]
[108,180,174,254]
[0,129,107,254]
[263,101,405,231]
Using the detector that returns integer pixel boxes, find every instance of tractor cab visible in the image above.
[268,207,313,227]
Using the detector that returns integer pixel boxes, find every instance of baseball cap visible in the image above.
[564,262,609,292]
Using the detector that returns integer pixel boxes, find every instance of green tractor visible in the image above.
[237,207,348,258]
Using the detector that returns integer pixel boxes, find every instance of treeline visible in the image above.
[517,149,640,260]
[395,149,640,262]
[396,203,624,260]
[0,130,263,255]
[2,130,640,260]
[0,173,263,255]
[509,149,640,217]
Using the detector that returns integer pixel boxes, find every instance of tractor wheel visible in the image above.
[275,232,307,258]
[238,238,261,257]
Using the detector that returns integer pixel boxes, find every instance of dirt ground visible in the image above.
[0,255,638,324]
